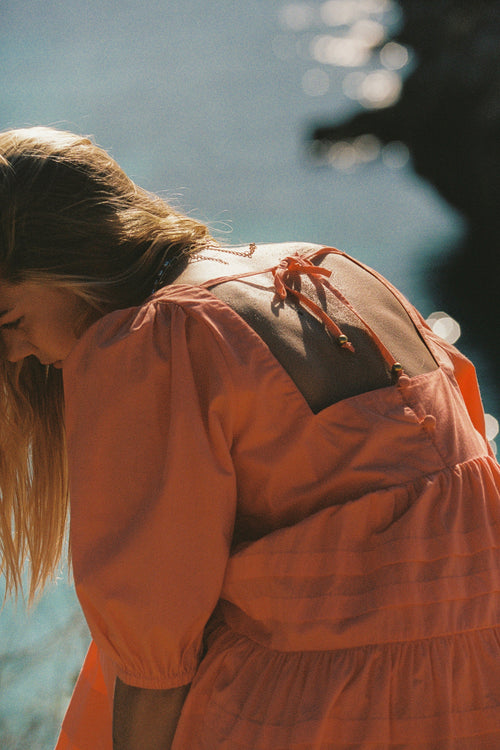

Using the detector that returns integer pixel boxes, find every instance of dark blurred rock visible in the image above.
[308,0,500,390]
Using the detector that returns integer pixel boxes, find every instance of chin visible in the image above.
[36,357,61,367]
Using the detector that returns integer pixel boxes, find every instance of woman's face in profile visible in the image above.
[0,281,86,368]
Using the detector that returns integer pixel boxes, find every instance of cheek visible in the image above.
[36,295,91,356]
[49,314,82,354]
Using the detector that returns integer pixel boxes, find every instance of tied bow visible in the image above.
[271,254,355,352]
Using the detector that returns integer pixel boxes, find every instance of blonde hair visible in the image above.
[0,126,214,601]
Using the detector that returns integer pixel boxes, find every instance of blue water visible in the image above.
[0,1,492,747]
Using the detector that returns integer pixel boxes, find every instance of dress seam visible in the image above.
[110,657,197,689]
[286,451,492,516]
[221,622,500,656]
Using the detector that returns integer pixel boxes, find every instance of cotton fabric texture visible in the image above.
[55,249,500,749]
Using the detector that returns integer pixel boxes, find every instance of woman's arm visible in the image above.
[112,677,190,750]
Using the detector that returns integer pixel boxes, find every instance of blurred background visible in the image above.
[1,1,498,747]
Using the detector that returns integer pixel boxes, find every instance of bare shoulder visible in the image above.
[167,241,437,411]
[172,241,324,287]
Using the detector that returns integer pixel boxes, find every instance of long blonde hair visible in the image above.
[0,126,214,601]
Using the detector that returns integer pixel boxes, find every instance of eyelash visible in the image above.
[0,317,23,331]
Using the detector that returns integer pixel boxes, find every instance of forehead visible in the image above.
[0,280,70,315]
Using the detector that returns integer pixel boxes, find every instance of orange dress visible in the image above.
[56,249,500,749]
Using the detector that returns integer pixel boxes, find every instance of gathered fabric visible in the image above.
[56,248,500,749]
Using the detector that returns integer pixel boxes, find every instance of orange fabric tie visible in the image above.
[271,255,355,351]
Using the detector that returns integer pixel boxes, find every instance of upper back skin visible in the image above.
[170,242,438,413]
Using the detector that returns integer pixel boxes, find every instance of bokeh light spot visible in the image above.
[349,19,386,47]
[320,0,362,27]
[359,0,392,12]
[485,414,499,442]
[354,133,381,161]
[485,413,499,457]
[311,34,372,67]
[281,3,317,31]
[426,311,462,345]
[380,41,409,70]
[360,69,402,107]
[309,133,382,170]
[327,140,358,170]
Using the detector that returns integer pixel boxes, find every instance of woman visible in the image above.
[1,126,499,749]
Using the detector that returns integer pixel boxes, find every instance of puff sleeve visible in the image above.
[63,290,238,690]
